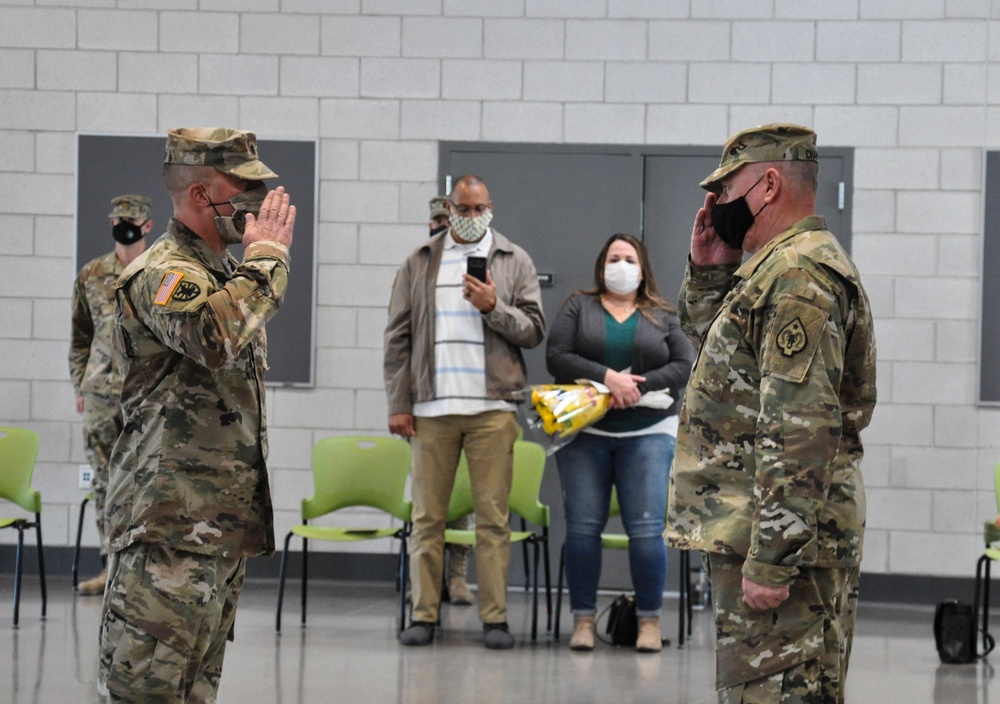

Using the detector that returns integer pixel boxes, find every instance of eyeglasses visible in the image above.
[449,202,490,217]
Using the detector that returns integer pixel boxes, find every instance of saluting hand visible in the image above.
[244,186,296,249]
[691,192,742,267]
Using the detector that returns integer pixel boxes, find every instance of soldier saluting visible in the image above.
[667,124,877,704]
[98,128,295,703]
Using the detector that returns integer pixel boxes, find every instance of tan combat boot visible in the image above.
[569,615,596,651]
[448,577,474,606]
[446,543,473,606]
[78,569,108,596]
[636,616,662,653]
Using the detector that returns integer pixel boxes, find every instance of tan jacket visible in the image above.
[384,229,545,415]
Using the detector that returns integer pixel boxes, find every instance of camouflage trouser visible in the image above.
[446,513,474,580]
[705,553,860,704]
[82,392,123,556]
[97,542,245,704]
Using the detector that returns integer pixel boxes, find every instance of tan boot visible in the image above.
[448,577,474,606]
[78,570,107,596]
[636,616,662,653]
[445,540,472,605]
[569,615,596,651]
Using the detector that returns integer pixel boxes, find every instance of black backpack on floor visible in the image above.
[934,600,977,664]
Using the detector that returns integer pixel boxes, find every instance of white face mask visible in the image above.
[450,210,493,243]
[604,260,641,295]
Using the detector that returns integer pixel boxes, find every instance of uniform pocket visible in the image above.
[107,543,207,657]
[100,608,192,701]
[715,609,825,690]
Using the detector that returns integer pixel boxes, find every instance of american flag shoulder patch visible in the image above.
[154,270,185,306]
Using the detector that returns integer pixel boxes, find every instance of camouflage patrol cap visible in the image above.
[700,123,818,193]
[429,196,449,219]
[164,128,278,180]
[108,194,151,219]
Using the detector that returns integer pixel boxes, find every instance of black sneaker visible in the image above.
[483,621,514,650]
[399,621,435,646]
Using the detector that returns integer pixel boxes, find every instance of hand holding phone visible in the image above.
[466,256,487,283]
[463,256,496,313]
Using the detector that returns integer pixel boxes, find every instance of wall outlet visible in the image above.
[79,465,94,490]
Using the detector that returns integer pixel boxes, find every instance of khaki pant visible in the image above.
[706,553,860,704]
[410,411,518,624]
[98,543,245,703]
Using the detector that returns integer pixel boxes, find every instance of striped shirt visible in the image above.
[413,229,516,418]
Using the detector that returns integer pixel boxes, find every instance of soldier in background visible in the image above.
[428,195,450,238]
[666,124,877,703]
[69,194,153,596]
[98,128,295,703]
[428,194,474,607]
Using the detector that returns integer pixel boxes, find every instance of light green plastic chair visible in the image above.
[0,427,46,628]
[984,461,1000,560]
[444,440,552,640]
[275,436,412,633]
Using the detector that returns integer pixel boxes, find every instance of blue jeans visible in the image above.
[555,431,674,617]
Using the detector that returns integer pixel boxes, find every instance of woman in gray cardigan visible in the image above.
[546,234,695,653]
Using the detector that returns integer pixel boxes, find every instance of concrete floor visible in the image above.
[0,574,996,704]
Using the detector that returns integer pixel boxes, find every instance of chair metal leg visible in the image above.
[678,550,689,647]
[13,524,24,628]
[520,517,530,591]
[554,543,566,641]
[542,529,552,631]
[35,516,46,620]
[72,496,90,590]
[275,531,294,632]
[686,555,694,638]
[531,540,541,641]
[398,529,409,632]
[300,537,309,626]
[984,559,992,653]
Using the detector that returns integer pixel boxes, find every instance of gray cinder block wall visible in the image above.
[1,0,999,582]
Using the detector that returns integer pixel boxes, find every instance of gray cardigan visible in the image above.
[545,293,695,419]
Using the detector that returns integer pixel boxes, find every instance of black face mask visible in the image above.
[429,224,448,238]
[710,174,767,250]
[112,219,146,245]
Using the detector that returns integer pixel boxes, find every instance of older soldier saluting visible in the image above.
[98,128,295,703]
[666,124,876,704]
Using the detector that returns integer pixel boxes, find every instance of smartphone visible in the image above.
[467,256,488,283]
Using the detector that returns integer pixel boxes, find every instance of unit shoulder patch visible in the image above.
[762,296,830,384]
[776,318,807,357]
[171,280,201,302]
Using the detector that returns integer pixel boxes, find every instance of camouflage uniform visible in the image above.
[98,128,287,704]
[666,125,877,704]
[70,250,127,556]
[71,194,151,561]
